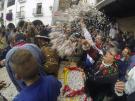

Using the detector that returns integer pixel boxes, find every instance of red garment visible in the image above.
[87,43,102,61]
[14,41,26,47]
[131,52,135,56]
[96,43,102,49]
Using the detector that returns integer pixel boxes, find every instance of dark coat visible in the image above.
[127,92,135,101]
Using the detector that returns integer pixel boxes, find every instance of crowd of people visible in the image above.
[0,17,134,101]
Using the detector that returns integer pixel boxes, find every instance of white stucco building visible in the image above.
[0,0,96,28]
[0,0,58,28]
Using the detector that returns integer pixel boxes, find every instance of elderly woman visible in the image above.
[85,47,119,101]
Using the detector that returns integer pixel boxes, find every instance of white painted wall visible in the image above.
[22,0,55,25]
[0,0,96,27]
[5,2,16,27]
[0,0,56,27]
[0,0,15,27]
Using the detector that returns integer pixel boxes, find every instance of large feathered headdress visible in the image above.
[49,2,110,57]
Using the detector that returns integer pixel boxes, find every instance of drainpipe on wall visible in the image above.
[15,0,17,27]
[51,0,59,25]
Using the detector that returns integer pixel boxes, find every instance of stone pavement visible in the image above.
[0,67,18,101]
[0,62,91,101]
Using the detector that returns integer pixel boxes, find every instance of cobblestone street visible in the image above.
[0,67,18,101]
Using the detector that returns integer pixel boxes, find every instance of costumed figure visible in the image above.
[35,34,60,77]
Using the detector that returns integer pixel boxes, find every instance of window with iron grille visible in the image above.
[7,0,15,7]
[36,3,42,14]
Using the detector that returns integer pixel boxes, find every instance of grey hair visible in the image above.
[8,33,16,43]
[108,47,119,55]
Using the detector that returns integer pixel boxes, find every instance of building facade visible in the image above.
[0,0,56,28]
[0,0,96,28]
[52,0,96,24]
[95,0,135,33]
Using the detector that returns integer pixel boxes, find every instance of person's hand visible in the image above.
[81,39,91,50]
[115,81,125,93]
[0,59,5,67]
[81,39,90,45]
[0,81,6,90]
[80,18,85,28]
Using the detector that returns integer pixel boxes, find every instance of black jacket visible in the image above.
[127,92,135,101]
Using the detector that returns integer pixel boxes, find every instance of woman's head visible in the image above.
[95,35,103,44]
[122,47,131,57]
[8,33,16,45]
[8,34,26,46]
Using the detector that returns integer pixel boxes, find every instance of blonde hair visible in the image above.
[10,49,39,80]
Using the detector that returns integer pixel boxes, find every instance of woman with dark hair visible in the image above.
[117,47,131,81]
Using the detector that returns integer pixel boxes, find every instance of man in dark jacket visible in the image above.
[115,55,135,101]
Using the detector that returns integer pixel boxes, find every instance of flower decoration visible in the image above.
[62,66,92,101]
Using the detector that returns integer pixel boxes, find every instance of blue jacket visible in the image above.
[5,43,45,91]
[13,76,61,101]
